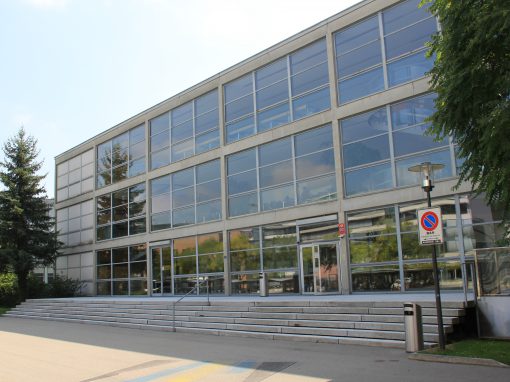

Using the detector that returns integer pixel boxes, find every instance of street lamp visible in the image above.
[408,161,446,350]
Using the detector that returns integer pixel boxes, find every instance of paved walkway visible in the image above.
[0,316,505,382]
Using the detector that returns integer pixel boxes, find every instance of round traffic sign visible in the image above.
[420,211,439,231]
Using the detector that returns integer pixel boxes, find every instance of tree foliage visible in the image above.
[0,128,59,299]
[425,0,510,218]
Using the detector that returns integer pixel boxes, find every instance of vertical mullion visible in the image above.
[287,55,294,121]
[387,104,397,188]
[256,148,261,213]
[395,204,405,292]
[292,135,298,205]
[252,72,257,134]
[378,12,389,90]
[193,167,198,225]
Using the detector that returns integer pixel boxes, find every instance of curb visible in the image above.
[409,353,509,368]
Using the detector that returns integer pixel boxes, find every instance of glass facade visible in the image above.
[335,0,436,104]
[96,182,147,241]
[97,124,146,188]
[56,149,94,202]
[150,90,219,170]
[227,124,336,217]
[224,39,330,143]
[56,200,94,247]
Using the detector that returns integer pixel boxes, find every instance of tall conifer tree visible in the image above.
[0,127,59,299]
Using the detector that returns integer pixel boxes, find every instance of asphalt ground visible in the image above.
[0,317,507,382]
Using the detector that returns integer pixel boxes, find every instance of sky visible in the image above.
[0,0,360,197]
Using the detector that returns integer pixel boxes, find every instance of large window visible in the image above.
[56,200,94,247]
[335,0,436,104]
[96,124,146,188]
[56,149,94,201]
[96,182,146,241]
[227,125,336,217]
[150,159,221,231]
[96,244,147,296]
[149,90,219,170]
[341,93,454,196]
[225,39,330,143]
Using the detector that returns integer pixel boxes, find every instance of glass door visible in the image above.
[300,242,339,294]
[151,245,172,295]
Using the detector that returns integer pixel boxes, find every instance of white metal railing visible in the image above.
[172,277,210,332]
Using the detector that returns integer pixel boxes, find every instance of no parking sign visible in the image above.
[417,207,444,245]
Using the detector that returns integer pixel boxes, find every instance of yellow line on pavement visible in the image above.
[165,362,226,382]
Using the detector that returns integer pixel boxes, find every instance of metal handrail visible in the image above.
[172,277,210,332]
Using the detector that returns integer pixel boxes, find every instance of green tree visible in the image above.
[424,0,510,218]
[0,128,59,300]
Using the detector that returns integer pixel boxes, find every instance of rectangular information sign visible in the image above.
[417,207,444,245]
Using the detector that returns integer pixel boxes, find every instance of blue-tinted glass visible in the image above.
[292,87,330,120]
[225,94,254,122]
[385,17,437,60]
[393,123,447,157]
[195,109,218,134]
[335,16,379,53]
[259,137,292,166]
[256,58,287,88]
[150,113,169,136]
[226,116,255,143]
[337,40,382,78]
[343,135,390,169]
[151,176,170,196]
[290,39,327,74]
[345,163,393,196]
[227,148,256,175]
[173,207,195,227]
[341,108,387,143]
[261,184,295,211]
[228,170,257,195]
[295,125,333,156]
[383,0,432,35]
[196,160,221,183]
[195,130,219,154]
[297,174,337,204]
[259,160,293,188]
[130,141,145,160]
[195,90,218,115]
[150,131,170,152]
[391,93,436,129]
[173,168,194,190]
[97,142,111,166]
[295,150,335,180]
[196,200,222,223]
[150,149,170,170]
[151,193,170,214]
[225,74,253,102]
[130,125,145,144]
[196,179,221,202]
[229,193,258,217]
[256,80,288,110]
[396,149,452,187]
[291,62,329,96]
[171,120,193,142]
[151,212,171,231]
[173,187,195,208]
[339,67,384,104]
[112,132,129,152]
[129,183,145,202]
[172,102,193,126]
[257,103,290,132]
[112,189,128,206]
[129,158,145,177]
[387,51,433,86]
[171,139,194,162]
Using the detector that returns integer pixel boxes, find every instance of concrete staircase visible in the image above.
[3,298,472,348]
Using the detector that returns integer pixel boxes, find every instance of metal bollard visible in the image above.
[404,303,424,352]
[259,272,268,297]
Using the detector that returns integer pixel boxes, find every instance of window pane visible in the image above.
[261,184,295,211]
[349,235,399,264]
[297,175,337,204]
[196,200,222,223]
[345,163,392,196]
[343,134,390,168]
[129,218,146,235]
[383,0,432,35]
[151,212,171,231]
[258,137,292,166]
[335,16,379,53]
[225,74,252,103]
[291,62,329,95]
[172,168,194,190]
[229,193,258,217]
[195,109,218,134]
[290,39,327,74]
[129,183,146,202]
[391,93,436,129]
[129,201,146,217]
[263,246,298,270]
[151,176,170,196]
[226,116,255,143]
[259,160,293,188]
[293,87,330,120]
[337,40,382,78]
[130,125,145,144]
[129,158,145,177]
[228,170,257,195]
[97,226,111,241]
[295,150,335,179]
[112,221,128,238]
[173,206,195,227]
[198,233,223,254]
[388,51,433,86]
[385,17,437,60]
[171,119,193,142]
[393,123,447,157]
[113,205,128,222]
[196,179,221,202]
[348,207,396,237]
[171,139,194,162]
[150,149,170,170]
[112,164,128,183]
[351,265,400,292]
[196,160,221,183]
[341,108,388,144]
[172,102,192,126]
[150,131,170,153]
[198,253,224,274]
[339,67,384,104]
[174,256,197,275]
[151,193,171,214]
[229,228,260,251]
[294,125,333,156]
[195,129,220,154]
[112,247,129,263]
[173,187,195,208]
[256,80,288,110]
[256,58,287,88]
[230,250,260,272]
[150,113,169,136]
[262,223,296,247]
[257,102,290,132]
[395,149,452,187]
[227,148,256,175]
[225,94,253,122]
[112,189,128,206]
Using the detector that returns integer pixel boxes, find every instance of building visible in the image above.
[54,0,506,298]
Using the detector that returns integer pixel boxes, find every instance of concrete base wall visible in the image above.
[477,297,510,338]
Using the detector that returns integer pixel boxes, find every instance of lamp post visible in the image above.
[408,161,446,350]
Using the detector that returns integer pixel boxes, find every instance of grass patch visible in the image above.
[0,306,10,315]
[425,339,510,365]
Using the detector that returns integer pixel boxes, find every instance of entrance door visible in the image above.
[150,245,172,295]
[300,243,339,294]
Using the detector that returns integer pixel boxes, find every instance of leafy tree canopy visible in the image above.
[424,0,510,219]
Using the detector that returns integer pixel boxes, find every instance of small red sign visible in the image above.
[338,223,346,236]
[420,211,439,232]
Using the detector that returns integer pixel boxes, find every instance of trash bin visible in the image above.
[404,303,424,352]
[259,272,268,297]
